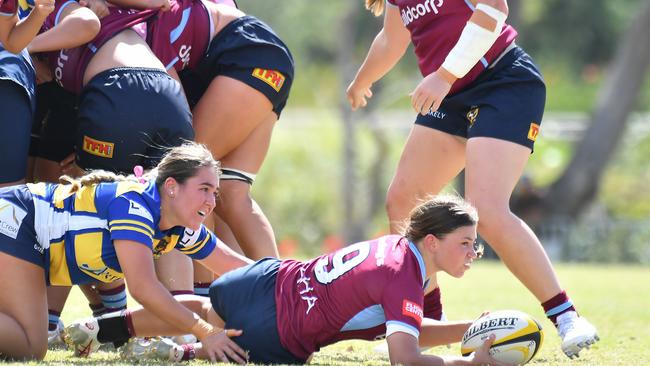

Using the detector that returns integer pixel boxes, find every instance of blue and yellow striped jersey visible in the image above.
[26,180,216,285]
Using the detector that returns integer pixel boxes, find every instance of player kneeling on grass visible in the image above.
[65,195,514,366]
[0,142,252,361]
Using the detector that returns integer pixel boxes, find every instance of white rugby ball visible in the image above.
[461,310,543,365]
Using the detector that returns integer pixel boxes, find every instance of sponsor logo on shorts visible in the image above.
[0,198,27,239]
[402,299,423,325]
[466,107,479,125]
[79,263,123,283]
[252,68,285,92]
[527,122,540,142]
[83,136,114,158]
[427,110,446,119]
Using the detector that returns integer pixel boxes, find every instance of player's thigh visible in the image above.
[192,76,274,159]
[154,250,194,292]
[465,137,531,210]
[219,112,276,174]
[389,124,466,200]
[0,253,48,358]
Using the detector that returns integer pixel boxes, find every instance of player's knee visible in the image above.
[385,183,408,217]
[32,342,48,361]
[467,196,510,224]
[13,337,47,361]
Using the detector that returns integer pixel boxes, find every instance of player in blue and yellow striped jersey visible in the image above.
[0,142,251,360]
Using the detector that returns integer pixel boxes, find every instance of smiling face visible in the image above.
[165,166,219,230]
[431,224,479,278]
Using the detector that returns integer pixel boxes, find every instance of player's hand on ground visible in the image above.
[32,0,55,18]
[469,334,514,366]
[410,69,453,115]
[346,80,373,110]
[78,0,109,18]
[201,329,247,364]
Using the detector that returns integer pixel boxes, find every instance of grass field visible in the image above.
[8,261,649,365]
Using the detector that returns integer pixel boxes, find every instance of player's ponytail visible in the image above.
[59,171,134,192]
[404,195,478,242]
[365,0,385,16]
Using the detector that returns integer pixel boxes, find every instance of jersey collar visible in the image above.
[408,241,429,290]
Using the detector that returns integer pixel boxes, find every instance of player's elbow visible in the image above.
[3,45,22,54]
[78,16,101,43]
[125,281,150,305]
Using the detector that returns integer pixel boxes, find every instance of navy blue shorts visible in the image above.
[0,80,33,183]
[209,258,305,364]
[415,46,546,151]
[193,16,294,117]
[76,68,194,173]
[0,185,45,269]
[30,81,78,162]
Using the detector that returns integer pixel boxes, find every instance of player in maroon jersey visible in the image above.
[63,195,514,366]
[347,0,598,359]
[129,0,292,260]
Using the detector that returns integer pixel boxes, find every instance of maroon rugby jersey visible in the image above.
[0,0,17,15]
[41,1,156,93]
[275,235,433,360]
[387,0,517,94]
[146,0,212,72]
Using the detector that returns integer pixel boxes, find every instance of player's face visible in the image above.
[437,224,478,278]
[173,166,219,230]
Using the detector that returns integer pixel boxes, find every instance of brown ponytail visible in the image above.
[365,0,385,16]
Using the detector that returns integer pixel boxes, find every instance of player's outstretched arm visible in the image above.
[28,1,99,53]
[197,237,253,276]
[346,3,410,110]
[0,0,54,53]
[418,317,473,348]
[387,332,513,366]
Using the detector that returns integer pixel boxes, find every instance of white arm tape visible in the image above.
[441,4,507,79]
[476,3,507,31]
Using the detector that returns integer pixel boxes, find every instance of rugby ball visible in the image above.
[461,310,543,365]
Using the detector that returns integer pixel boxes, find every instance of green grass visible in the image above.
[9,262,648,365]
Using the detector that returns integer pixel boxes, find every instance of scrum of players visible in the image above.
[0,0,598,364]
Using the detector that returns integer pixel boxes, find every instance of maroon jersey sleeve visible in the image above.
[381,254,425,339]
[0,0,17,15]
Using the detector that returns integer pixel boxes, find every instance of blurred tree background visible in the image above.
[235,0,650,263]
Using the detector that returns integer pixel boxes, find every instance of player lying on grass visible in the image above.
[64,195,514,366]
[0,142,251,360]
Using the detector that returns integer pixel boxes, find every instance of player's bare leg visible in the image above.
[465,136,598,357]
[193,76,279,259]
[0,253,48,360]
[386,125,466,235]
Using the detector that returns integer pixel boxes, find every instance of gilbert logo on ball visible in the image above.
[461,310,544,365]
